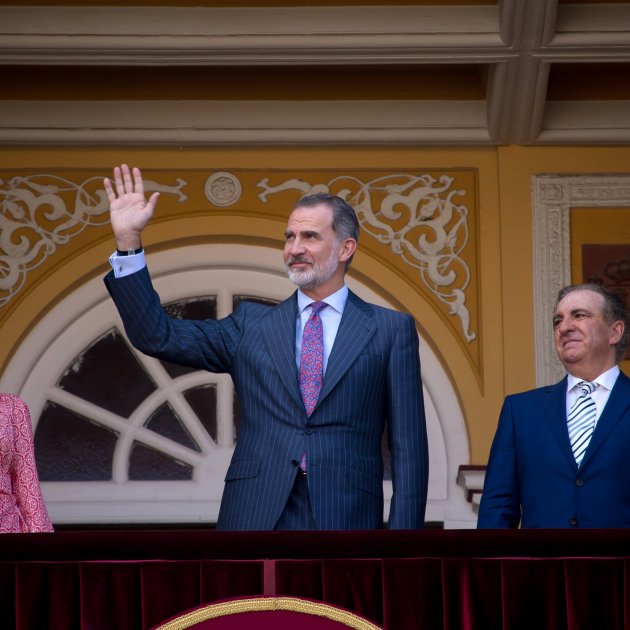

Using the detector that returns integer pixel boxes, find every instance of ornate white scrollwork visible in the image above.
[257,173,475,342]
[0,173,187,307]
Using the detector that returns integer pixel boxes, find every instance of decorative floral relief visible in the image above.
[204,172,242,207]
[0,173,187,307]
[257,174,476,342]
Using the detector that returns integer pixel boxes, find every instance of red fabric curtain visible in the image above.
[1,530,629,629]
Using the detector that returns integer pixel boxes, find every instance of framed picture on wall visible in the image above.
[582,243,630,361]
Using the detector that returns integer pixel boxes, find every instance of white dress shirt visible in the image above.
[566,364,620,427]
[109,250,146,278]
[296,285,348,373]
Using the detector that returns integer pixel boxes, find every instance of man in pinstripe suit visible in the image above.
[103,164,428,530]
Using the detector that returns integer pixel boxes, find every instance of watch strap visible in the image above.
[116,247,143,256]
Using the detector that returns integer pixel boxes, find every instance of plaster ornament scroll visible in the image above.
[257,173,475,342]
[0,173,187,307]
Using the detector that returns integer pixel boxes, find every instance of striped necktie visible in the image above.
[567,380,598,466]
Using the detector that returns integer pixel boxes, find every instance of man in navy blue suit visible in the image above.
[103,164,428,530]
[478,284,630,528]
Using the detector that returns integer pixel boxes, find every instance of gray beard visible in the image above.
[285,255,339,291]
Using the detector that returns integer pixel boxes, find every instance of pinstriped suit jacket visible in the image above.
[105,266,428,530]
[478,372,630,528]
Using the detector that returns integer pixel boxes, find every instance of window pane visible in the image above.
[183,384,217,443]
[35,401,118,481]
[58,328,156,417]
[145,402,200,452]
[164,296,217,321]
[233,295,278,308]
[161,297,217,378]
[128,441,193,480]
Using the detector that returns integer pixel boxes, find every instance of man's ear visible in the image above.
[610,320,625,345]
[338,238,357,262]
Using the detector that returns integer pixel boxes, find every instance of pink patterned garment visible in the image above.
[0,394,53,533]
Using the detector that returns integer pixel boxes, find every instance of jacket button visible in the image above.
[575,478,584,486]
[305,429,313,435]
[291,460,299,467]
[570,517,578,526]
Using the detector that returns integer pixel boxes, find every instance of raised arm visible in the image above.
[103,164,160,251]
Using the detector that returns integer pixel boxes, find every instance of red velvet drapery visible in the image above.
[1,529,628,629]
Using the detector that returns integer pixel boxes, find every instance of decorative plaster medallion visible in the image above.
[204,172,242,207]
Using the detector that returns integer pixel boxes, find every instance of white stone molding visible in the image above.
[0,100,491,147]
[456,465,486,509]
[532,174,630,386]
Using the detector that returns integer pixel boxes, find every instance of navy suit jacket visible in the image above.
[105,266,428,530]
[478,371,630,528]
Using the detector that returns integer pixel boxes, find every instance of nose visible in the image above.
[287,237,305,257]
[556,317,574,335]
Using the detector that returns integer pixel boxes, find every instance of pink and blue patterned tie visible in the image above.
[298,301,327,473]
[299,301,327,416]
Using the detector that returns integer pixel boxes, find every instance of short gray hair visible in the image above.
[294,193,360,268]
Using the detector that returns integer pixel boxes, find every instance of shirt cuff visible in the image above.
[109,250,146,278]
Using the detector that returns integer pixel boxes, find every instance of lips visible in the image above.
[288,258,312,268]
[561,338,581,348]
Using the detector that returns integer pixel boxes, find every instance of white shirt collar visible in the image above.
[567,364,620,392]
[297,284,348,315]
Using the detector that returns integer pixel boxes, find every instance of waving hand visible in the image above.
[104,164,160,251]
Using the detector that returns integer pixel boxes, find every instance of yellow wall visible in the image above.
[1,145,629,465]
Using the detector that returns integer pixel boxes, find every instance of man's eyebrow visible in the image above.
[552,308,592,321]
[284,228,321,238]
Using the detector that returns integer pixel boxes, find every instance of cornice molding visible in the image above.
[0,5,506,65]
[0,100,491,146]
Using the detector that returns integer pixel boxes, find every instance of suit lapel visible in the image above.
[580,371,630,469]
[541,377,578,469]
[261,292,303,409]
[316,291,377,408]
